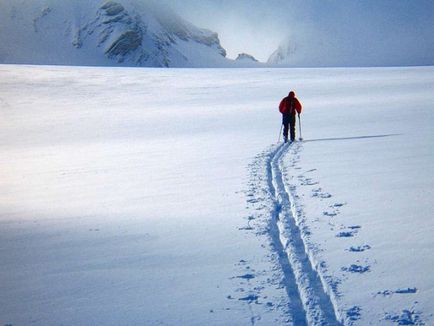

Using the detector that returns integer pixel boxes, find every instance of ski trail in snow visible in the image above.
[265,143,341,325]
[264,144,308,326]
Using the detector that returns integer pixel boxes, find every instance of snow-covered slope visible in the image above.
[1,64,433,325]
[268,37,297,65]
[268,34,434,67]
[0,0,235,67]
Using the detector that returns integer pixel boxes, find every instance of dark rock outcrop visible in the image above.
[236,53,258,62]
[100,1,124,16]
[94,1,142,61]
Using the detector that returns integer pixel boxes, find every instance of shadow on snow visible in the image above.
[303,134,401,143]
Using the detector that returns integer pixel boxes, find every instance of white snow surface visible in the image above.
[0,65,433,325]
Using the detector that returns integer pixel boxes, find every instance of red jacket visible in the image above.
[279,92,302,115]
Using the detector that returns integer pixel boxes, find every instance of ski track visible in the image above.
[265,143,341,326]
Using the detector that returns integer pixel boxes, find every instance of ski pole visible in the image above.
[278,124,283,143]
[298,114,303,141]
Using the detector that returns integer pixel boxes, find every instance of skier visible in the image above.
[279,90,302,143]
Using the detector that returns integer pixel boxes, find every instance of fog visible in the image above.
[161,0,434,65]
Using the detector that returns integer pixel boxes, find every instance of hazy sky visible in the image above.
[160,0,434,63]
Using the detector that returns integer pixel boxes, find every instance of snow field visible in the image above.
[0,65,433,325]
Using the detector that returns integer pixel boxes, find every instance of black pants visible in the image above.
[282,114,296,141]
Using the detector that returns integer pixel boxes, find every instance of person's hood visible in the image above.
[288,91,295,98]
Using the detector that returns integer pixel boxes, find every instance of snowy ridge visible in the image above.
[267,38,296,65]
[0,0,240,67]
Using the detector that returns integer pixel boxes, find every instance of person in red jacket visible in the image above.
[279,90,302,143]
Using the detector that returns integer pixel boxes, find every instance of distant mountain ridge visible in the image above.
[4,0,429,68]
[236,53,258,62]
[0,0,257,67]
[267,33,434,67]
[267,38,296,65]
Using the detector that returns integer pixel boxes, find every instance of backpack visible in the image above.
[286,98,294,114]
[279,97,293,114]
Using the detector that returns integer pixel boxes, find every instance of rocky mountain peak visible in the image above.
[236,53,258,62]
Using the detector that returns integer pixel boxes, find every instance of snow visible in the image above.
[0,64,433,325]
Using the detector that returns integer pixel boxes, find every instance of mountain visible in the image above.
[0,0,238,67]
[267,38,296,66]
[235,53,258,62]
[268,31,434,67]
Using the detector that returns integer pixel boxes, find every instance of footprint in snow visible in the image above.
[341,264,370,273]
[348,245,371,252]
[239,294,260,303]
[336,230,357,238]
[395,287,418,294]
[323,211,337,217]
[311,188,332,198]
[377,288,417,296]
[385,309,424,325]
[332,202,346,207]
[302,179,319,186]
[236,273,255,280]
[377,289,393,296]
[238,226,254,231]
[346,306,362,321]
[238,216,255,231]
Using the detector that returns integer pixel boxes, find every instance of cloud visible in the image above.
[159,0,434,65]
[159,0,292,61]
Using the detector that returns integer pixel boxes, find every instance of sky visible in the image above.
[160,0,434,64]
